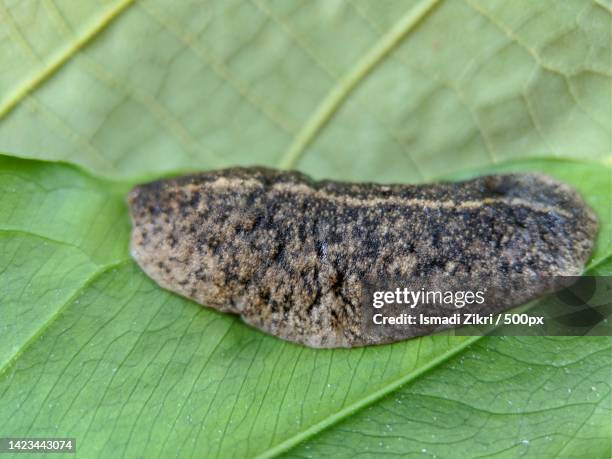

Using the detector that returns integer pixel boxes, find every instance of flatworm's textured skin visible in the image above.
[128,168,598,348]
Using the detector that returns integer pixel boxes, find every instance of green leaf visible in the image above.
[283,334,612,459]
[0,156,610,458]
[0,0,610,180]
[1,0,611,457]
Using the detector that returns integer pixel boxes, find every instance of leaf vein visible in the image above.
[0,0,135,119]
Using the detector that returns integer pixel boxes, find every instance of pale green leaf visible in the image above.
[0,0,610,180]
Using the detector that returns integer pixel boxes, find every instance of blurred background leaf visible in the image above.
[1,0,610,180]
[0,0,611,458]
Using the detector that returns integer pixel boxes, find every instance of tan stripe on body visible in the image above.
[180,177,571,218]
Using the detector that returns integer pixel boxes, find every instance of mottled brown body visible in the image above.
[128,168,597,348]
